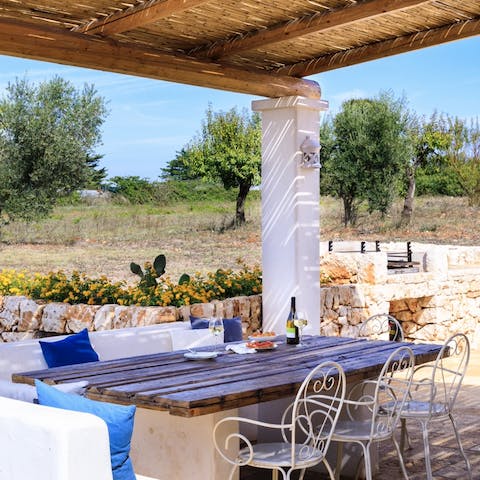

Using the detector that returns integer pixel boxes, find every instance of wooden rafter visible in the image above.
[0,18,321,99]
[196,0,430,59]
[75,0,211,36]
[275,17,480,77]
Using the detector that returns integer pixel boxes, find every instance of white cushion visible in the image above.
[0,379,88,403]
[170,328,223,350]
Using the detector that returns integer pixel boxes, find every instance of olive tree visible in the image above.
[444,116,480,206]
[400,112,451,225]
[321,94,410,226]
[0,76,107,224]
[164,105,261,225]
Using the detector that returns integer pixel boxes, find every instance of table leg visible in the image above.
[130,407,239,480]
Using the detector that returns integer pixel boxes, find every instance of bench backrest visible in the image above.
[0,396,113,480]
[0,322,221,380]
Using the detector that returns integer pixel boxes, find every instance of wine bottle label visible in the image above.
[286,326,296,338]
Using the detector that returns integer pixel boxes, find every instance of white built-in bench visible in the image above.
[0,321,221,381]
[0,322,222,480]
[0,396,159,480]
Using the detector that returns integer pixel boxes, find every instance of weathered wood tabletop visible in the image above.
[13,336,442,418]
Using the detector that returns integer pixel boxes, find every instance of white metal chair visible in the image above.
[398,332,472,480]
[331,345,415,480]
[359,313,404,342]
[213,361,346,480]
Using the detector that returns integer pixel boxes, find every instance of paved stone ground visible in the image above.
[241,346,480,480]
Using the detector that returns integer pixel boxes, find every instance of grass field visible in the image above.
[0,195,478,283]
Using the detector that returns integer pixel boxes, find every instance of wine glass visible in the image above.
[208,317,224,352]
[294,311,308,347]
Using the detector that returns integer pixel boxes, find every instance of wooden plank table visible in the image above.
[13,336,443,480]
[13,335,442,416]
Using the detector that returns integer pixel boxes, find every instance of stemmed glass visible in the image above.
[209,317,224,353]
[294,311,308,347]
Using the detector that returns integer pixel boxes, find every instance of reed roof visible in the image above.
[0,0,478,98]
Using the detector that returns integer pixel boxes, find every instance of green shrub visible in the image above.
[0,261,262,308]
[416,167,463,196]
[153,180,239,204]
[108,176,157,204]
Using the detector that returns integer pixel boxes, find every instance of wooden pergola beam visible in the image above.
[198,0,429,59]
[75,0,211,36]
[276,17,480,77]
[0,18,321,99]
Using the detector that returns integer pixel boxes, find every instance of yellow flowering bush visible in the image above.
[0,260,262,308]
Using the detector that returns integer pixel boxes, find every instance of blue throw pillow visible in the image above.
[189,316,243,342]
[223,317,243,342]
[39,328,99,368]
[36,379,136,480]
[189,316,210,330]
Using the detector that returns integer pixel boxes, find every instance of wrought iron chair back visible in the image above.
[213,360,346,480]
[399,332,472,480]
[332,345,415,480]
[358,313,404,342]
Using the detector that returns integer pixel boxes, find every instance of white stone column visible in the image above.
[252,96,328,335]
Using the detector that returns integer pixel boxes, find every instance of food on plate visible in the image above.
[251,331,276,338]
[246,340,275,349]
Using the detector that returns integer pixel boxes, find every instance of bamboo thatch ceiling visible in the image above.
[0,0,478,98]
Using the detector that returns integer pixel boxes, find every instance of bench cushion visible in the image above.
[0,379,88,403]
[39,328,99,368]
[36,380,136,480]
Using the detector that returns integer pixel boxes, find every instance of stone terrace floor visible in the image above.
[241,346,480,480]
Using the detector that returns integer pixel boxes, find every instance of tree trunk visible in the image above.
[342,196,357,227]
[235,182,251,225]
[401,166,416,225]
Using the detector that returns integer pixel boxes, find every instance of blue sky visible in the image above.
[0,36,478,180]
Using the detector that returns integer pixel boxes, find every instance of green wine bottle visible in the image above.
[286,296,299,345]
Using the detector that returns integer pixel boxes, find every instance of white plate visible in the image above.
[247,335,279,342]
[184,351,218,360]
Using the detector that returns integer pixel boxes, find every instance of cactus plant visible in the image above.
[130,254,190,290]
[130,254,167,288]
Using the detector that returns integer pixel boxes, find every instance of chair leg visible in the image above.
[400,418,411,452]
[334,442,343,480]
[272,469,279,480]
[449,413,473,479]
[322,458,336,480]
[420,421,433,480]
[353,455,364,480]
[298,468,306,480]
[360,442,373,480]
[392,434,410,480]
[228,465,238,480]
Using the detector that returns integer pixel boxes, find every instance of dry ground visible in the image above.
[0,195,479,282]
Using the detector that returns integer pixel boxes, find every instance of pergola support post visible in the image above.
[252,96,328,335]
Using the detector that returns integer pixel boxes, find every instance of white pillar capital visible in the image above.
[252,96,329,113]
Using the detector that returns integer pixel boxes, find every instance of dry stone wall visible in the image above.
[320,243,480,346]
[2,243,480,346]
[0,295,262,342]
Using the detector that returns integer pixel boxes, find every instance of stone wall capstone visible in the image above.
[0,295,262,343]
